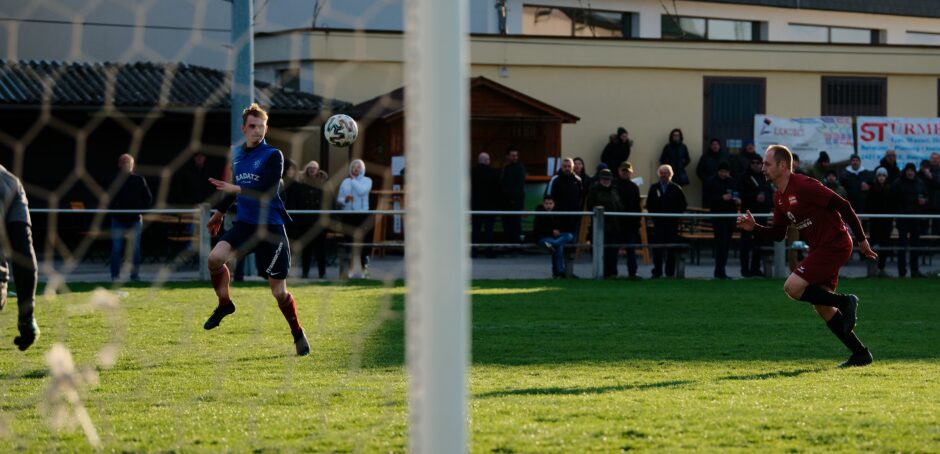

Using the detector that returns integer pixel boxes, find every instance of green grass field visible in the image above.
[1,278,939,452]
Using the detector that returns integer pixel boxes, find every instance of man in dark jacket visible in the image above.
[660,128,691,186]
[533,195,575,278]
[601,127,632,172]
[110,153,153,281]
[738,154,772,277]
[696,138,731,205]
[545,157,583,234]
[891,163,928,277]
[500,148,528,244]
[807,151,832,181]
[865,167,893,276]
[647,164,688,278]
[616,161,642,278]
[792,153,806,175]
[731,140,759,179]
[586,169,623,278]
[839,154,872,212]
[471,152,501,257]
[880,149,901,184]
[174,151,219,205]
[928,152,940,235]
[704,161,740,279]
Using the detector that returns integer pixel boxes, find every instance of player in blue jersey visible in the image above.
[203,103,309,356]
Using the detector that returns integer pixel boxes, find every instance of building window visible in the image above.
[789,24,883,44]
[908,31,940,45]
[523,5,637,38]
[661,15,763,41]
[703,77,766,154]
[821,77,887,117]
[277,68,300,91]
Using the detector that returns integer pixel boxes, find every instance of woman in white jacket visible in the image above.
[337,159,373,277]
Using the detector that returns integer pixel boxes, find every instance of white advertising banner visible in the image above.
[754,115,855,163]
[856,117,940,170]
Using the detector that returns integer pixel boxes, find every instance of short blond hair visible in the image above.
[766,144,793,171]
[242,103,268,125]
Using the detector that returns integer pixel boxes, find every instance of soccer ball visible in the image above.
[323,114,358,147]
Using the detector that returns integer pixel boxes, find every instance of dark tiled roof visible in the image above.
[0,60,349,112]
[346,76,578,123]
[344,86,404,121]
[695,0,940,19]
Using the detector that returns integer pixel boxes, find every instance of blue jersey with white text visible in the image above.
[232,140,290,225]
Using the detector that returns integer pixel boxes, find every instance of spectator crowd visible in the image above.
[98,126,940,281]
[470,127,940,280]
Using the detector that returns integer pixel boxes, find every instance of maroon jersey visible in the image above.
[760,173,854,250]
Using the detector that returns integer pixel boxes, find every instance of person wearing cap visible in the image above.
[601,127,632,173]
[738,153,772,277]
[586,168,623,278]
[615,161,642,278]
[839,154,872,213]
[807,151,831,182]
[704,161,740,279]
[890,162,928,277]
[822,170,848,199]
[646,164,688,278]
[587,162,609,190]
[696,138,731,205]
[865,166,893,277]
[879,150,900,183]
[791,153,805,175]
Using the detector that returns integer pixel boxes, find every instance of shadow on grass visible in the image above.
[719,367,825,381]
[0,369,48,380]
[474,379,692,399]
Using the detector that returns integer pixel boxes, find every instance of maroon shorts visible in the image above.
[793,245,852,290]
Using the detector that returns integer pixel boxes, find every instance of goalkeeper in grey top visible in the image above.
[0,165,39,351]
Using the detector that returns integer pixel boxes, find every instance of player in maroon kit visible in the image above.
[737,145,877,367]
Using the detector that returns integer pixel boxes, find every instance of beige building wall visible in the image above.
[888,76,939,118]
[511,0,940,43]
[256,31,940,203]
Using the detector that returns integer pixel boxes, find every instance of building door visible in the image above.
[703,77,766,154]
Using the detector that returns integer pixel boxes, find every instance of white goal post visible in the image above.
[404,0,470,452]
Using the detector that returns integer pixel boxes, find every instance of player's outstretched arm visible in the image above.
[858,238,878,261]
[209,178,241,194]
[736,210,758,231]
[825,194,875,260]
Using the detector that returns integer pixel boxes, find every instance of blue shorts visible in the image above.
[221,222,291,280]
